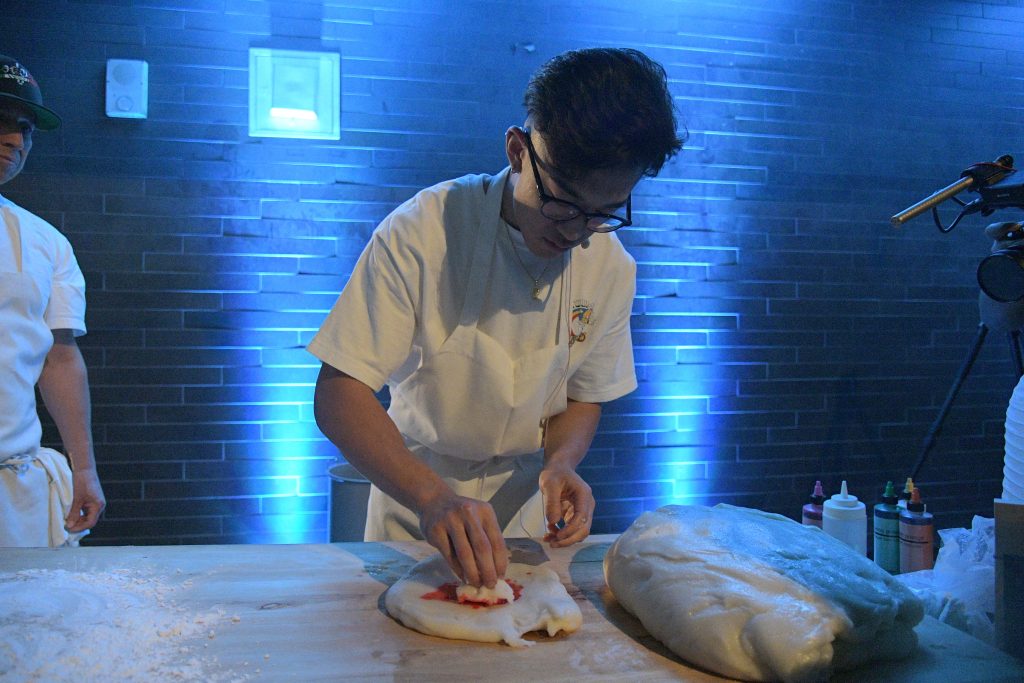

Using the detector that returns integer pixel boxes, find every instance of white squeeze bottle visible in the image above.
[822,480,867,555]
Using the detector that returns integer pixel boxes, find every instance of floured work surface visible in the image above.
[0,538,1021,681]
[0,566,236,682]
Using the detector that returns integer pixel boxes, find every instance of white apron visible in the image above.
[0,212,80,547]
[367,173,571,541]
[0,449,85,547]
[0,245,52,458]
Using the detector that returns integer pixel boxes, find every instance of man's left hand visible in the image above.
[539,465,594,547]
[66,467,105,532]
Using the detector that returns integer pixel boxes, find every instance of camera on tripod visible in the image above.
[891,154,1024,482]
[891,154,1024,302]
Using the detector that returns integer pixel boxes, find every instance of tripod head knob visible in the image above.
[984,221,1024,241]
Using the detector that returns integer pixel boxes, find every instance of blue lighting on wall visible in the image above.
[259,404,325,544]
[649,340,725,508]
[215,259,348,544]
[627,169,741,510]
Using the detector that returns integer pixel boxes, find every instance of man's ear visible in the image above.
[504,126,526,173]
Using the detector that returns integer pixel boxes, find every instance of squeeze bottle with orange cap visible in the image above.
[899,487,935,572]
[822,480,867,555]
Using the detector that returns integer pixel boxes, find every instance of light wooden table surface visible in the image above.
[2,536,1021,682]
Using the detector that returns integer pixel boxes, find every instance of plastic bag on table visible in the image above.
[895,515,995,643]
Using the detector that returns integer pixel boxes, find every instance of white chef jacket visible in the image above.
[0,195,86,458]
[308,168,637,538]
[0,195,86,547]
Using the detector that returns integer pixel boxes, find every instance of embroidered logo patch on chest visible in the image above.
[569,300,594,346]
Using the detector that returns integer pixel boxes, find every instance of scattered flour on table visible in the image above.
[0,568,247,682]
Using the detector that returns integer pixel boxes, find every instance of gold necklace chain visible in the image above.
[503,222,552,299]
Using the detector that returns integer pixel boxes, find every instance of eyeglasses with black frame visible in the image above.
[517,126,632,233]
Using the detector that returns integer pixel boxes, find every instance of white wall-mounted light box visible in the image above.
[249,48,340,140]
[105,59,148,119]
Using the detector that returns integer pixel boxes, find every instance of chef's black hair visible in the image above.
[523,47,685,181]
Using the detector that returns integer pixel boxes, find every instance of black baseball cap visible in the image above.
[0,55,61,131]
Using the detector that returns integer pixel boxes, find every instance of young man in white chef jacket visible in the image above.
[0,55,105,546]
[310,48,683,587]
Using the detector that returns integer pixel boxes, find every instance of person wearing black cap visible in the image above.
[0,55,105,546]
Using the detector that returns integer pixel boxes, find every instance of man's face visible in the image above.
[505,127,641,259]
[0,102,36,185]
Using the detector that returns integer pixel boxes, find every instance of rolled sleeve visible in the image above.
[307,226,417,392]
[44,231,87,337]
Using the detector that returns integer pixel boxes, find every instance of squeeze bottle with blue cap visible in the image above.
[822,480,867,555]
[801,480,825,528]
[899,487,934,572]
[872,481,900,573]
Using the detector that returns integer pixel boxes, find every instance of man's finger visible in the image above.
[546,502,593,544]
[66,498,103,531]
[464,517,497,588]
[81,501,102,528]
[550,525,590,547]
[483,521,509,579]
[65,500,84,530]
[427,526,463,582]
[448,523,481,587]
[543,485,564,529]
[548,513,592,546]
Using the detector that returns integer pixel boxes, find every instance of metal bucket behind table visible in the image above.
[328,462,371,542]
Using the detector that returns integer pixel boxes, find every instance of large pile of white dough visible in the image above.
[604,504,924,683]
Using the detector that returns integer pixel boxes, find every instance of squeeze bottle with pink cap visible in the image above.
[801,480,825,528]
[822,480,867,555]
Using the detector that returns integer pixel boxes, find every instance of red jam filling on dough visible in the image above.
[421,581,524,608]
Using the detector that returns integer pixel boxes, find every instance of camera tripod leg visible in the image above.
[1010,330,1023,380]
[910,322,989,481]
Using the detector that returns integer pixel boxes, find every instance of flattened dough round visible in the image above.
[384,554,582,647]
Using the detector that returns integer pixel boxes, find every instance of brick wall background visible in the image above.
[4,0,1023,544]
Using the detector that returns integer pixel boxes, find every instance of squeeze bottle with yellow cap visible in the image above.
[822,480,867,555]
[897,477,914,510]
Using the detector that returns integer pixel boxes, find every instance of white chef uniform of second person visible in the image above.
[0,196,88,547]
[308,167,637,540]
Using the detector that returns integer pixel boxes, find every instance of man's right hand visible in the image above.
[418,493,509,589]
[313,366,509,587]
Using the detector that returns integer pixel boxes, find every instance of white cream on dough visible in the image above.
[385,554,582,647]
[456,578,515,605]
